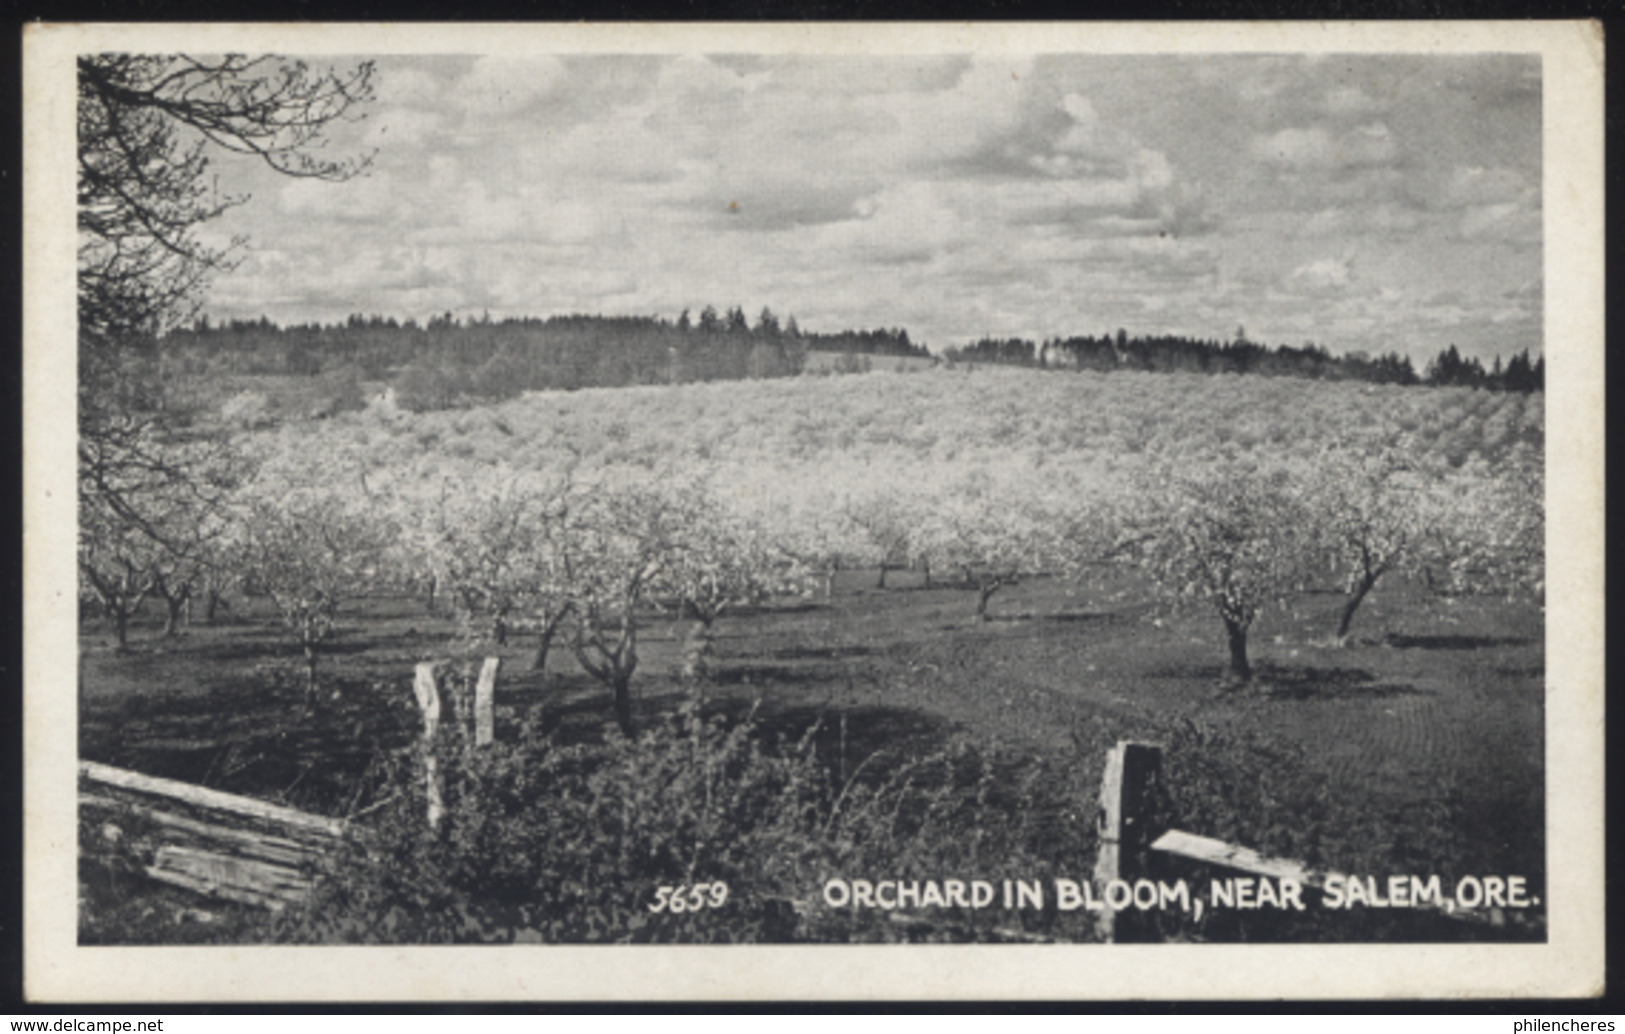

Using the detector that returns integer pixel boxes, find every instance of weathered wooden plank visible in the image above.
[155,844,315,890]
[80,761,346,840]
[1151,829,1322,885]
[153,845,315,903]
[1093,740,1162,944]
[147,845,313,911]
[474,656,499,747]
[413,662,445,829]
[156,845,315,884]
[1092,743,1126,944]
[412,661,442,740]
[144,866,291,912]
[80,793,318,867]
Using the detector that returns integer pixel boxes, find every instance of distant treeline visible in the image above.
[944,332,1543,393]
[159,310,1541,416]
[160,308,928,410]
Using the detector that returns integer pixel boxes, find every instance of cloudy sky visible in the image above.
[198,52,1542,362]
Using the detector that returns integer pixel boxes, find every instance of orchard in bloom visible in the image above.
[651,478,810,682]
[79,430,247,649]
[913,471,1071,622]
[234,486,391,704]
[1303,444,1436,643]
[410,474,577,670]
[1414,450,1544,604]
[1136,463,1316,685]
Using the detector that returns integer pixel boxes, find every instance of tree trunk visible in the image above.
[571,609,639,733]
[112,606,130,651]
[1223,617,1251,683]
[424,573,437,614]
[493,613,508,647]
[679,617,714,681]
[204,586,233,624]
[303,642,320,705]
[921,558,931,588]
[976,582,1000,622]
[162,590,189,637]
[876,565,888,589]
[531,612,563,672]
[1336,572,1381,641]
[611,672,634,737]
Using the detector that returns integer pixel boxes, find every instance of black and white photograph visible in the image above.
[24,21,1603,1001]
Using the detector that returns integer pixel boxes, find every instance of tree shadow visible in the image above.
[1145,663,1231,682]
[727,599,830,618]
[979,609,1114,625]
[1253,665,1433,702]
[766,644,878,661]
[1047,609,1116,624]
[195,633,399,664]
[1144,663,1431,701]
[1495,664,1545,679]
[708,662,857,687]
[1386,633,1533,650]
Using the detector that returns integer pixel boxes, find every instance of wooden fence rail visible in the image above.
[1093,739,1516,941]
[79,760,354,911]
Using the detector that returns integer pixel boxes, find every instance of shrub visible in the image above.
[392,361,470,413]
[314,363,369,418]
[263,694,1099,944]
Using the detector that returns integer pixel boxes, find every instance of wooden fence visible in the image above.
[1092,739,1516,942]
[79,760,354,911]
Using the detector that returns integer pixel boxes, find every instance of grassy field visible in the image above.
[79,553,1544,944]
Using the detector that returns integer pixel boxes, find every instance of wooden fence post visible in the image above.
[1094,739,1163,944]
[474,656,499,747]
[412,662,444,830]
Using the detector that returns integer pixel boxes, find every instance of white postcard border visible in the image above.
[23,20,1605,1001]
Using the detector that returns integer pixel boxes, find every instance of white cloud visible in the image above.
[1324,85,1386,117]
[1439,165,1535,208]
[362,106,447,147]
[1253,122,1398,170]
[279,172,397,221]
[456,55,568,117]
[1285,256,1356,295]
[1458,201,1540,243]
[1302,203,1421,237]
[378,65,456,108]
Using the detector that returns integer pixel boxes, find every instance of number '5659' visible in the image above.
[649,883,729,913]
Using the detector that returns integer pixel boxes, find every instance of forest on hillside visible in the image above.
[947,333,1543,393]
[158,308,924,410]
[149,307,1543,418]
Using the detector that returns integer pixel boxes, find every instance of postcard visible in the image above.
[24,20,1603,1001]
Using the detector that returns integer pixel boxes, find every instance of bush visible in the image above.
[468,352,529,404]
[392,361,470,413]
[314,363,369,418]
[264,693,1100,944]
